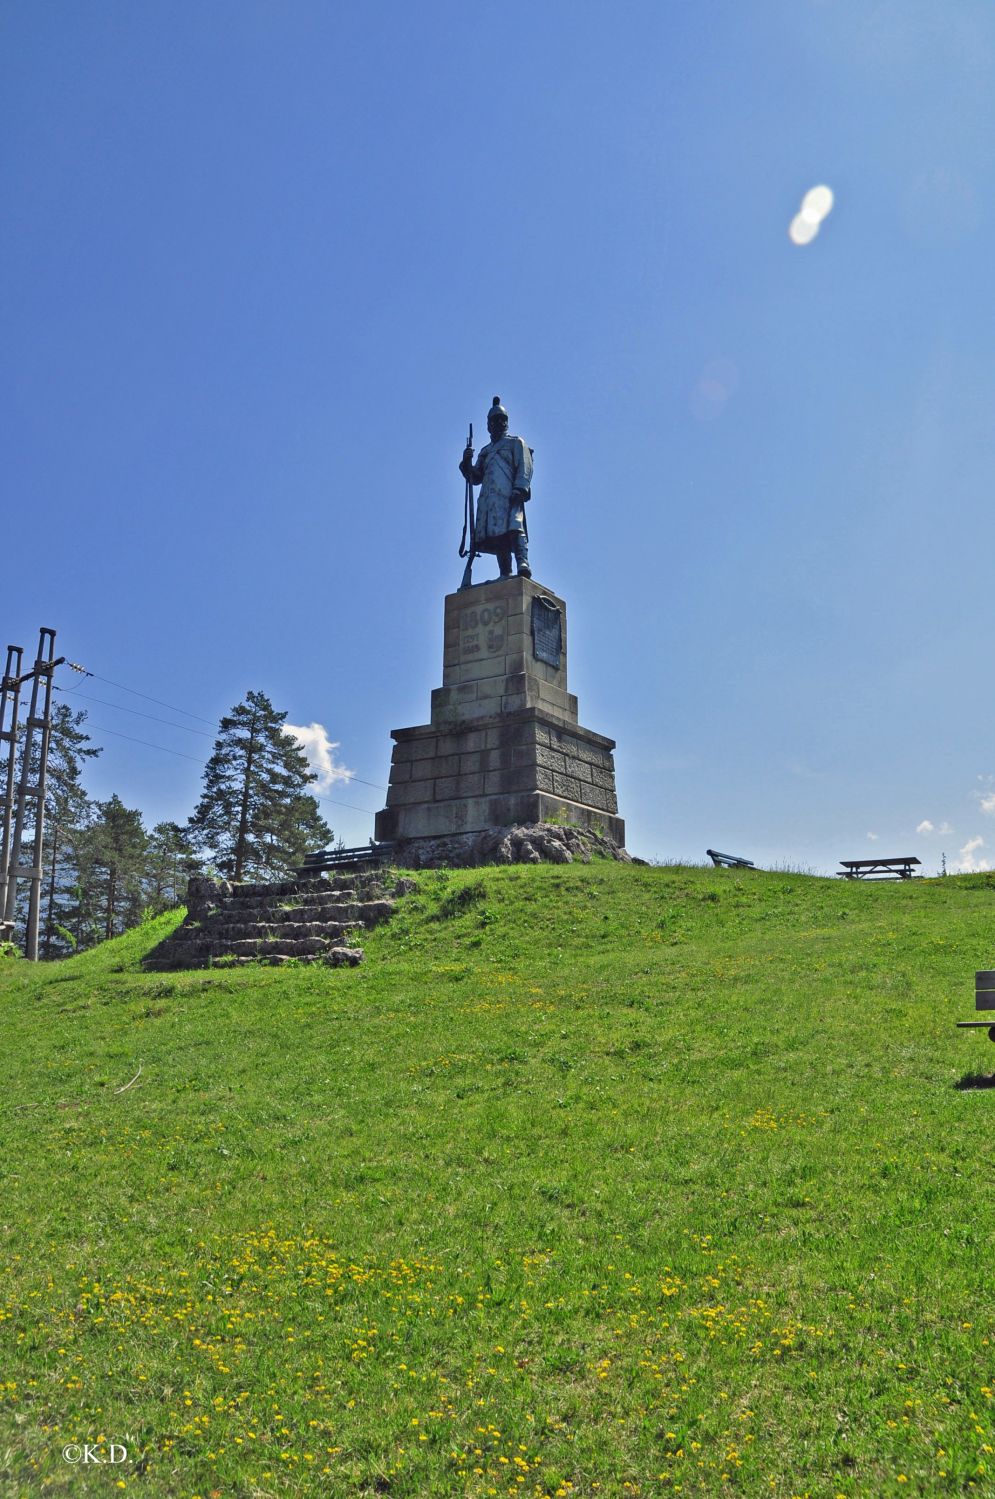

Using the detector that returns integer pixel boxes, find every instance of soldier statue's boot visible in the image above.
[514,534,531,579]
[496,543,513,580]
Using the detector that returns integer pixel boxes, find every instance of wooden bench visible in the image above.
[836,856,921,881]
[706,849,756,870]
[957,971,995,1042]
[298,844,393,875]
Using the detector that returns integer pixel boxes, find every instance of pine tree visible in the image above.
[59,828,103,954]
[188,691,332,881]
[40,704,102,958]
[85,796,148,941]
[6,701,101,957]
[144,821,202,915]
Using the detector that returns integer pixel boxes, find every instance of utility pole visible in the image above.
[0,644,25,943]
[2,628,65,958]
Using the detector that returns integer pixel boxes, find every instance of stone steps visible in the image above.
[181,920,361,942]
[211,901,395,926]
[163,936,354,958]
[222,896,359,915]
[150,948,365,969]
[142,871,412,971]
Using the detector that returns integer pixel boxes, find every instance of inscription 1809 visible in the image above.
[460,602,506,658]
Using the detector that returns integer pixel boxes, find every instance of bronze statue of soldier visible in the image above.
[458,396,533,589]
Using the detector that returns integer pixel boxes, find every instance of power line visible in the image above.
[55,686,216,738]
[316,791,378,816]
[87,723,207,763]
[84,671,217,726]
[302,767,385,792]
[86,722,378,817]
[59,670,387,790]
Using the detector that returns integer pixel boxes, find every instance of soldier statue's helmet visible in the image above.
[487,395,509,432]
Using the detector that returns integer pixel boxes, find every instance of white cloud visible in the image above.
[981,793,995,815]
[938,821,952,834]
[953,835,990,873]
[867,831,879,841]
[284,723,355,791]
[916,820,934,834]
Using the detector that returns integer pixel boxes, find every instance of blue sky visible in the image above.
[4,0,994,873]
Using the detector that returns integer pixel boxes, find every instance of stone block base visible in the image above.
[374,708,624,846]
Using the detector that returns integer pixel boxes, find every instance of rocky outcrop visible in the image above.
[389,821,631,870]
[143,871,410,970]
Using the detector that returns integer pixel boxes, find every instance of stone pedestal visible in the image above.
[375,577,624,847]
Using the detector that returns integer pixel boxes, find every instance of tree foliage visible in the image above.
[40,703,103,958]
[86,795,149,942]
[188,691,331,881]
[2,686,333,958]
[4,701,103,958]
[144,822,202,916]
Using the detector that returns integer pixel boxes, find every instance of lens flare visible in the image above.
[800,185,834,224]
[788,214,819,246]
[788,183,834,245]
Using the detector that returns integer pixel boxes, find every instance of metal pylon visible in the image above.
[2,628,63,958]
[0,644,25,943]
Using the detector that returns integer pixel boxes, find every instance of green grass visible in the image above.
[2,863,995,1498]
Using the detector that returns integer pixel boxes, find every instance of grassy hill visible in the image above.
[1,861,994,1498]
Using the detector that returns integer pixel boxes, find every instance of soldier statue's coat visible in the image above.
[459,433,533,553]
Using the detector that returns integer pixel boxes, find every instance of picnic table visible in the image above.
[836,856,921,881]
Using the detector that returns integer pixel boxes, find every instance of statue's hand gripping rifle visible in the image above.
[458,421,475,591]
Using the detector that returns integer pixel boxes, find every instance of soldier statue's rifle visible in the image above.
[458,422,475,591]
